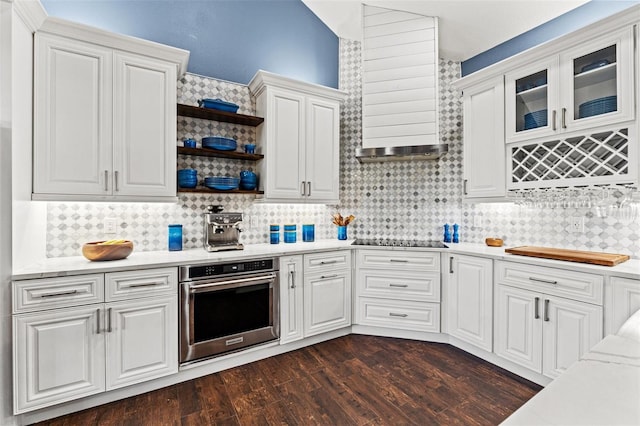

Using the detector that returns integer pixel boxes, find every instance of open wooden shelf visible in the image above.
[177,103,264,126]
[178,187,264,195]
[177,146,263,161]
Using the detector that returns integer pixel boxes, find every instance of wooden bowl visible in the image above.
[485,238,504,247]
[82,241,134,261]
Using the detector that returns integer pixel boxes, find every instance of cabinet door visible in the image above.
[542,295,602,379]
[607,276,640,335]
[448,255,493,351]
[262,87,306,200]
[560,26,634,132]
[304,270,351,337]
[505,56,559,143]
[13,306,105,414]
[105,296,178,390]
[113,52,177,199]
[279,256,304,344]
[33,33,112,196]
[462,76,505,199]
[305,96,340,202]
[494,285,542,373]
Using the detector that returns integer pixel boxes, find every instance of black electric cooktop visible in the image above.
[351,239,448,248]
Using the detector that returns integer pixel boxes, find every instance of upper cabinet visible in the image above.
[33,18,189,202]
[506,27,634,144]
[249,71,346,204]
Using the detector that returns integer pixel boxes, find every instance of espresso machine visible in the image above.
[203,205,244,252]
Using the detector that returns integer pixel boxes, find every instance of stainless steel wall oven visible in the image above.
[179,259,279,364]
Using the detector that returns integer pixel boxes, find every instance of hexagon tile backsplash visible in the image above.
[45,40,639,258]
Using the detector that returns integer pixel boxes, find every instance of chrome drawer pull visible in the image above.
[534,297,540,319]
[96,308,101,334]
[321,274,338,279]
[104,170,109,191]
[389,313,408,318]
[544,299,550,322]
[389,284,408,288]
[389,259,408,263]
[319,260,338,265]
[289,270,295,289]
[529,277,558,285]
[38,289,82,298]
[124,281,164,288]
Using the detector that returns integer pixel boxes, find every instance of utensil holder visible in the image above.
[337,225,347,240]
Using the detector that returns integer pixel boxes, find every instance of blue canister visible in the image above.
[168,224,183,251]
[284,224,296,243]
[270,224,280,244]
[453,224,460,243]
[302,224,315,242]
[337,225,348,240]
[444,224,452,243]
[183,138,196,148]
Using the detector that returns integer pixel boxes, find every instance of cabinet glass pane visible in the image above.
[515,70,548,133]
[573,45,617,120]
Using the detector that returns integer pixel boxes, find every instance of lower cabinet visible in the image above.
[606,276,640,335]
[12,268,178,414]
[279,251,352,344]
[495,284,603,379]
[446,254,493,351]
[354,249,441,332]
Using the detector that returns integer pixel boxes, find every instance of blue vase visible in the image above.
[337,225,347,240]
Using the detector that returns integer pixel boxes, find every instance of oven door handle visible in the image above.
[188,273,277,292]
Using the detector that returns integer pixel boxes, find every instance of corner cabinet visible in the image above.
[32,21,189,202]
[249,71,346,204]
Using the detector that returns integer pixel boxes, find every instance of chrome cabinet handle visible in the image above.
[38,289,82,298]
[307,181,311,197]
[321,274,338,279]
[301,181,306,196]
[463,179,468,195]
[561,107,567,129]
[289,270,295,289]
[544,299,550,322]
[552,110,557,131]
[96,308,101,334]
[529,277,557,285]
[114,171,119,191]
[389,283,408,288]
[390,259,408,263]
[449,257,454,274]
[534,297,540,319]
[320,260,337,265]
[104,170,109,191]
[389,313,408,318]
[107,307,112,332]
[123,281,163,288]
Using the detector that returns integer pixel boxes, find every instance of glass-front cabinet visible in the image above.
[506,26,634,143]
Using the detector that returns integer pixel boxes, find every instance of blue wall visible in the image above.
[462,0,639,76]
[41,0,339,88]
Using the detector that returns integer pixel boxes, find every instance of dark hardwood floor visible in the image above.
[34,335,541,426]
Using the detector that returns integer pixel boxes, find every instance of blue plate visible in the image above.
[579,95,617,118]
[198,98,239,113]
[202,136,237,151]
[581,59,610,73]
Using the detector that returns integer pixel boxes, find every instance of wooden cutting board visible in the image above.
[505,246,630,267]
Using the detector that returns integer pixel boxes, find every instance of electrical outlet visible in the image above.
[473,216,483,228]
[568,216,584,233]
[251,215,259,229]
[104,218,117,234]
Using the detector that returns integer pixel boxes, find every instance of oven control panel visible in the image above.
[182,259,275,281]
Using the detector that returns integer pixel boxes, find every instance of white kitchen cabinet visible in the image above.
[249,70,346,204]
[279,255,304,344]
[447,254,493,351]
[33,21,187,202]
[12,267,179,414]
[494,261,603,379]
[505,26,634,144]
[13,306,105,414]
[606,276,640,335]
[354,249,441,333]
[105,295,177,390]
[462,76,506,199]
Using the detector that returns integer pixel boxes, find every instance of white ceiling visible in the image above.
[302,0,589,61]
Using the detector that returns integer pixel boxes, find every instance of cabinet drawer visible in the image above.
[356,249,440,272]
[106,268,177,301]
[13,274,104,314]
[357,297,440,332]
[357,269,440,302]
[496,261,603,305]
[304,251,351,272]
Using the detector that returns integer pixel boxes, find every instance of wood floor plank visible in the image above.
[32,336,541,426]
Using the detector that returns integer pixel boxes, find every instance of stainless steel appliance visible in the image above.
[351,238,448,248]
[203,205,243,252]
[179,258,279,364]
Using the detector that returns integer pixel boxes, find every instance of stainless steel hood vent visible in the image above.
[356,144,448,163]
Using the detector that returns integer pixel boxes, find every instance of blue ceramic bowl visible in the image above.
[183,138,196,148]
[244,144,256,154]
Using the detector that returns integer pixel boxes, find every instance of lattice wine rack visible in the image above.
[509,128,634,189]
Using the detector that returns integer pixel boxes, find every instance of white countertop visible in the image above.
[12,240,640,281]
